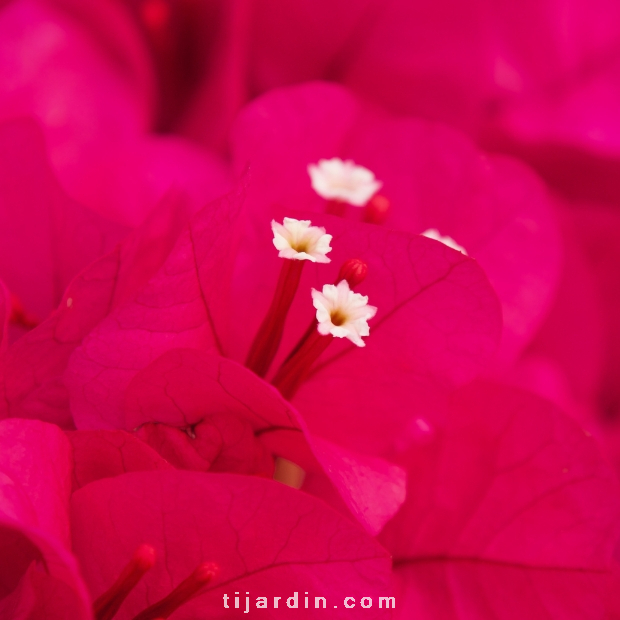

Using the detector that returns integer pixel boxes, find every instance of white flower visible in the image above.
[312,280,377,347]
[308,158,382,206]
[272,218,332,263]
[421,228,468,255]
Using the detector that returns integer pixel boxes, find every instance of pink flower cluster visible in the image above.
[1,1,620,618]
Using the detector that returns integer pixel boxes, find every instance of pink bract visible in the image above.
[0,190,190,428]
[0,418,395,619]
[0,280,8,354]
[67,429,173,491]
[0,0,230,225]
[0,118,126,328]
[122,347,406,534]
[0,418,92,619]
[380,381,620,619]
[61,178,499,531]
[65,181,501,453]
[230,82,560,366]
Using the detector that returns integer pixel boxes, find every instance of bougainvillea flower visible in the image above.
[58,175,499,530]
[230,82,560,365]
[0,0,229,225]
[0,189,190,427]
[379,380,620,619]
[0,117,126,333]
[65,180,501,455]
[0,418,92,618]
[0,172,407,532]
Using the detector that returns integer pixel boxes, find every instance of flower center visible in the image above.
[245,215,376,398]
[308,158,382,207]
[312,281,377,347]
[271,260,376,400]
[309,159,471,247]
[330,309,346,327]
[245,218,332,378]
[93,545,218,620]
[308,157,390,223]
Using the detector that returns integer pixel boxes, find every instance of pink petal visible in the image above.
[525,208,605,412]
[0,524,92,620]
[0,419,72,547]
[0,0,147,208]
[571,204,620,417]
[0,1,229,226]
[66,132,231,227]
[392,561,613,620]
[379,381,620,617]
[381,381,620,567]
[246,1,377,99]
[0,418,92,618]
[284,215,502,454]
[71,471,393,618]
[67,429,173,491]
[0,558,93,620]
[231,82,560,365]
[46,0,156,118]
[0,279,8,354]
[66,185,245,430]
[134,420,275,477]
[123,348,298,431]
[0,118,126,323]
[123,347,406,534]
[308,436,407,536]
[0,190,190,428]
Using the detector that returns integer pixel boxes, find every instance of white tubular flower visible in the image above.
[308,158,382,206]
[312,281,377,347]
[272,218,332,263]
[421,228,468,255]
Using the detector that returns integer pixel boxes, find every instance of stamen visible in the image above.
[362,194,390,225]
[308,158,382,208]
[421,228,468,255]
[246,218,332,377]
[272,262,375,400]
[273,457,306,489]
[131,562,218,620]
[93,545,156,620]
